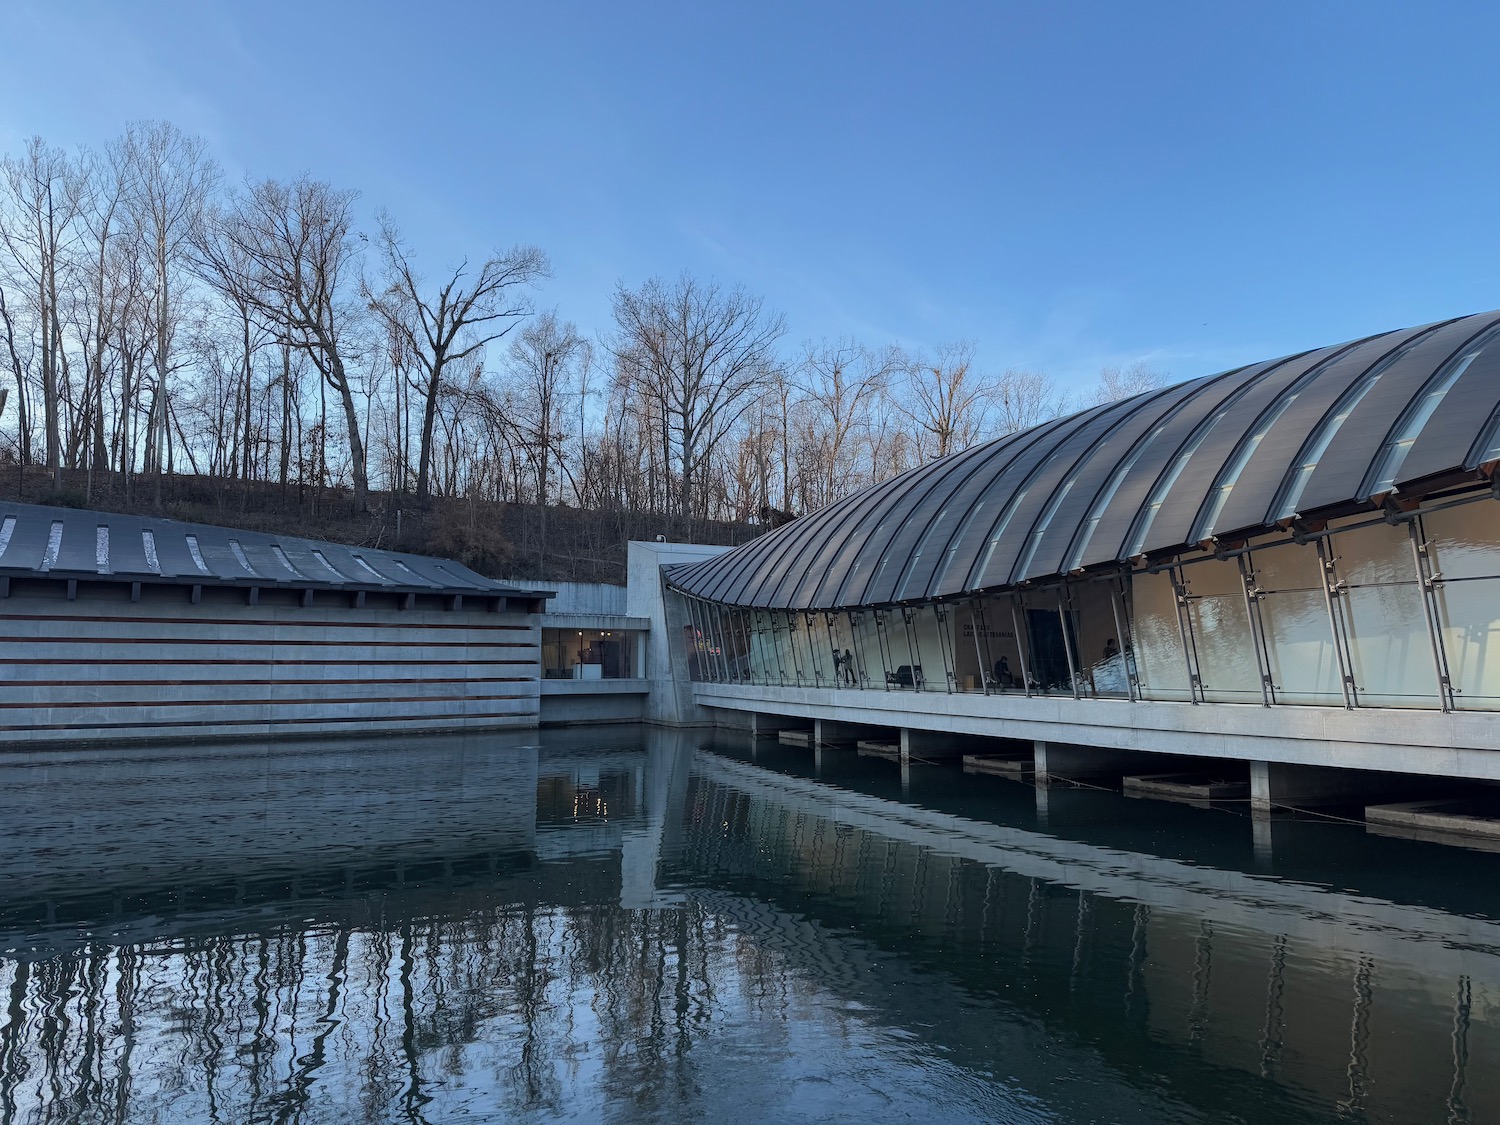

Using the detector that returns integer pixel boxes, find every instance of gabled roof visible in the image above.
[669,309,1500,609]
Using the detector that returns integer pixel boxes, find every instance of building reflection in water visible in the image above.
[0,728,1496,1123]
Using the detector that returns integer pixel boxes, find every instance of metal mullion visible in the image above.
[934,602,956,692]
[1171,564,1206,704]
[901,606,923,690]
[1237,554,1274,707]
[1058,584,1082,699]
[692,599,711,682]
[700,599,720,683]
[1010,595,1035,697]
[1409,516,1456,711]
[1109,574,1138,702]
[771,609,787,686]
[805,612,824,687]
[876,609,895,690]
[970,598,991,695]
[1315,537,1358,709]
[717,605,734,682]
[849,610,871,690]
[690,598,710,682]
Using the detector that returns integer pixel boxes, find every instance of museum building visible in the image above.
[666,309,1500,716]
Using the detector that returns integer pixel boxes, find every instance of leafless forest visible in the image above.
[0,121,1164,579]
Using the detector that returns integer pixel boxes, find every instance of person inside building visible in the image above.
[993,655,1014,689]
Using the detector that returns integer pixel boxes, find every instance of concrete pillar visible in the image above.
[1034,740,1160,786]
[816,718,886,748]
[1249,761,1425,815]
[900,728,983,760]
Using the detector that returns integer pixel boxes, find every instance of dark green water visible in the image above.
[1,726,1495,1123]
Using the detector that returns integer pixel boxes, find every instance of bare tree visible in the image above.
[1088,361,1168,405]
[610,274,785,524]
[795,338,902,509]
[72,140,141,496]
[121,121,218,494]
[206,176,372,510]
[897,340,992,460]
[0,285,31,467]
[367,216,548,503]
[992,368,1068,435]
[0,136,82,489]
[507,310,588,508]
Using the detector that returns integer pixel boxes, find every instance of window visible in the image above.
[541,628,642,679]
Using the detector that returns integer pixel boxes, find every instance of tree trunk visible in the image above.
[329,355,368,513]
[415,361,442,505]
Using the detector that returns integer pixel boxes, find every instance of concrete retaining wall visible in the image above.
[539,680,649,726]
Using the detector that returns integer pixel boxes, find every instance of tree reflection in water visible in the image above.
[0,729,1497,1123]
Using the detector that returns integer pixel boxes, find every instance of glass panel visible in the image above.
[950,601,985,691]
[1014,588,1076,695]
[801,612,834,686]
[1329,520,1438,708]
[1129,568,1193,702]
[851,611,884,689]
[710,605,732,682]
[682,605,707,682]
[966,596,1026,691]
[825,613,857,688]
[1425,500,1500,710]
[1423,498,1500,580]
[878,609,921,689]
[749,611,777,685]
[1069,578,1132,698]
[773,611,800,686]
[909,604,950,692]
[1248,540,1343,705]
[1178,558,1261,703]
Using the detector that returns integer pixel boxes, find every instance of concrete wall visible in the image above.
[0,583,541,746]
[627,541,732,725]
[501,579,626,616]
[539,680,648,726]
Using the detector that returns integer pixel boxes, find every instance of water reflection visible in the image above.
[0,728,1496,1123]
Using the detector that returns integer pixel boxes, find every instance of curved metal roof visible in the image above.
[0,502,551,602]
[669,309,1500,609]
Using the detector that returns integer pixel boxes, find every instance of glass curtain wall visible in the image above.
[679,494,1500,713]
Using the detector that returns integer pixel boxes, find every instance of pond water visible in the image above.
[0,726,1495,1123]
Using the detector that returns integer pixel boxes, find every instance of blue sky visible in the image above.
[3,1,1497,396]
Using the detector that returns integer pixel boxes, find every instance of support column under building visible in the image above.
[1249,761,1444,816]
